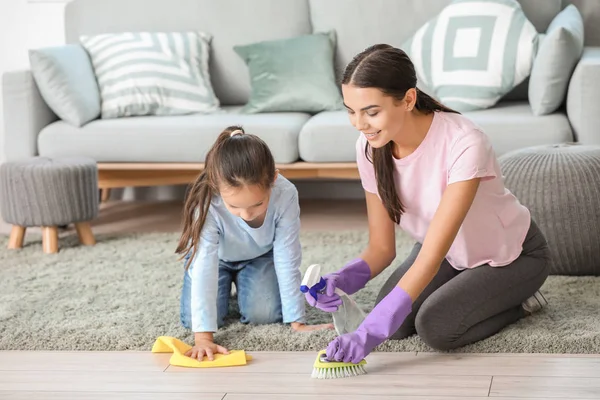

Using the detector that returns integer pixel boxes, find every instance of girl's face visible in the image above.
[342,84,413,149]
[220,183,272,224]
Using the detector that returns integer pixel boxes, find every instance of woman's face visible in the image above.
[342,84,414,149]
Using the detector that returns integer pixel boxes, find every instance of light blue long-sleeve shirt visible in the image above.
[187,175,305,332]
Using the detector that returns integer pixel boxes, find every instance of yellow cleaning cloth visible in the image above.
[151,336,252,368]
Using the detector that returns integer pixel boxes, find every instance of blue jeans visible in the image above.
[180,250,283,330]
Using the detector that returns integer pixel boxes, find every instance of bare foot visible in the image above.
[291,322,335,332]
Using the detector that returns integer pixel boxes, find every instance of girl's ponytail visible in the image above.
[176,171,212,269]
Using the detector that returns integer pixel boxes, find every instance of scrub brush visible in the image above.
[311,350,367,379]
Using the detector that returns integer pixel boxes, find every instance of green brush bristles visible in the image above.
[311,350,367,379]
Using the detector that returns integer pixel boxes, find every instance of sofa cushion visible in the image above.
[298,112,360,163]
[233,31,343,114]
[37,107,309,164]
[529,5,584,116]
[308,0,561,102]
[28,44,100,127]
[403,0,540,112]
[79,31,220,119]
[298,102,573,162]
[64,0,311,106]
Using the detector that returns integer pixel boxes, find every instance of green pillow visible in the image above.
[234,31,343,113]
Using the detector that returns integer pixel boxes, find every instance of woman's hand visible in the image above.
[291,321,334,332]
[303,259,372,312]
[326,286,412,363]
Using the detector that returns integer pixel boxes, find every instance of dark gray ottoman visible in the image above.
[499,143,600,276]
[0,156,99,253]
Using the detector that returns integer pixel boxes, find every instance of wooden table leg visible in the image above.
[100,188,111,203]
[42,226,59,254]
[8,226,26,249]
[75,222,96,246]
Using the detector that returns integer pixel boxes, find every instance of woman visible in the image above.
[304,44,551,363]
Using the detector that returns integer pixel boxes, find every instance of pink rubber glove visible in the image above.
[304,258,371,313]
[326,286,412,364]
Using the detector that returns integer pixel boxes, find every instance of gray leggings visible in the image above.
[375,218,551,351]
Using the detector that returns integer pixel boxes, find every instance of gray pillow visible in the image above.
[528,5,584,116]
[29,44,101,126]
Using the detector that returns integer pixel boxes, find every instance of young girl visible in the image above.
[177,125,331,361]
[305,44,551,364]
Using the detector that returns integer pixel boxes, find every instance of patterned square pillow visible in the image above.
[80,32,220,118]
[403,0,540,111]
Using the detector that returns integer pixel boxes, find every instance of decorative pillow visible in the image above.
[29,44,101,127]
[528,5,584,116]
[233,31,343,114]
[79,32,219,119]
[403,0,540,112]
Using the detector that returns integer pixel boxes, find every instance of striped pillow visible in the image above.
[80,32,219,118]
[403,0,540,111]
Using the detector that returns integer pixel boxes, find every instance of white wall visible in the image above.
[0,0,364,200]
[0,0,66,164]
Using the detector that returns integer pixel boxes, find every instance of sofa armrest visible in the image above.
[2,70,58,161]
[567,47,600,145]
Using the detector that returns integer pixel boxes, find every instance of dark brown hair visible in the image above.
[175,125,276,268]
[341,44,459,224]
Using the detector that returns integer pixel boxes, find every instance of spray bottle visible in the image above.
[301,264,366,335]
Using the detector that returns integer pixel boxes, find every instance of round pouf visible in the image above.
[0,156,99,253]
[499,143,600,276]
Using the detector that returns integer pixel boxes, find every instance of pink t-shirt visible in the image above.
[356,111,531,270]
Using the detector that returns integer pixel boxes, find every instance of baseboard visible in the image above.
[294,179,365,200]
[109,180,366,202]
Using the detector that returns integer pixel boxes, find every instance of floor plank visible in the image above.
[411,352,600,378]
[490,376,600,398]
[166,351,600,379]
[0,370,491,397]
[0,392,224,400]
[224,396,590,400]
[0,351,170,372]
[165,351,418,374]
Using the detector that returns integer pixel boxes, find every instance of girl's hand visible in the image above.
[291,322,334,332]
[185,338,229,361]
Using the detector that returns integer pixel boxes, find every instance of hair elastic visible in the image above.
[230,129,244,137]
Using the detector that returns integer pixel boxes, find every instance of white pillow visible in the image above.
[403,0,540,111]
[80,31,220,119]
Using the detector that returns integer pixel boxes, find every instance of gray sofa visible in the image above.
[3,0,600,176]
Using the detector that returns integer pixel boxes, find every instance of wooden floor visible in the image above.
[2,199,600,399]
[1,351,600,399]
